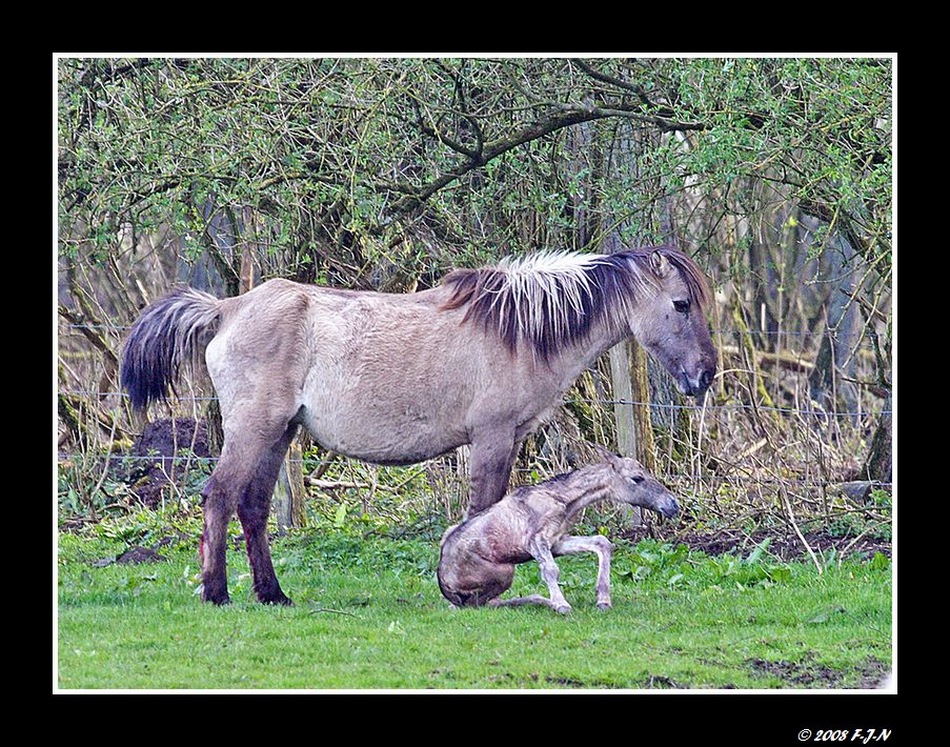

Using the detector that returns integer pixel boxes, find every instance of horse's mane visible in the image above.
[440,247,711,359]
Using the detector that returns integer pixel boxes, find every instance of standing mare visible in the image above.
[120,247,716,605]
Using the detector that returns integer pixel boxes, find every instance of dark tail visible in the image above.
[120,287,222,411]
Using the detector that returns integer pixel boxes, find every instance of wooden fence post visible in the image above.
[609,340,642,527]
[629,339,657,474]
[275,440,306,534]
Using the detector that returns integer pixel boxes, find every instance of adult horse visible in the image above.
[121,246,717,605]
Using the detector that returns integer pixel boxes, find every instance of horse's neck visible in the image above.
[559,467,615,522]
[549,317,629,386]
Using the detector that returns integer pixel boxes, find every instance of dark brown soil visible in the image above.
[666,528,890,564]
[746,654,890,689]
[123,417,211,507]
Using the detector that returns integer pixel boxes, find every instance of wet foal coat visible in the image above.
[121,247,716,605]
[437,450,678,613]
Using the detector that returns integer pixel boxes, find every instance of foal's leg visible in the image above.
[552,535,614,610]
[501,535,573,614]
[489,594,560,611]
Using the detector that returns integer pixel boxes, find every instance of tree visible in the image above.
[57,55,893,510]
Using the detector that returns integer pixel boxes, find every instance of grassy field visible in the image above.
[55,522,892,693]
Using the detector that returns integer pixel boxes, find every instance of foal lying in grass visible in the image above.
[437,449,678,614]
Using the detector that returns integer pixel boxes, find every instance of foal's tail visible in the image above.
[120,287,223,411]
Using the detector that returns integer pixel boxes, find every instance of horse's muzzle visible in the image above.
[695,367,715,397]
[679,366,715,398]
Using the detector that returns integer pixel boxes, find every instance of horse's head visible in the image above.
[599,448,679,518]
[628,249,717,398]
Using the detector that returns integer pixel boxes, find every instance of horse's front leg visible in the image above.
[553,535,614,610]
[467,431,519,516]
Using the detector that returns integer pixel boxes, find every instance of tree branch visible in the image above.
[385,68,708,216]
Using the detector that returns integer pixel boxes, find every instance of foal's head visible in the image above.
[599,448,679,519]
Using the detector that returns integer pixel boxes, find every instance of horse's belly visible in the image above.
[299,399,466,465]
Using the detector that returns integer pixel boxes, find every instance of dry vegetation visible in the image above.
[56,58,892,562]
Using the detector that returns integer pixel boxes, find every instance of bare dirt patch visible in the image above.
[747,654,890,689]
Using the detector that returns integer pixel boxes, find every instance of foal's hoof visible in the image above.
[596,601,613,611]
[555,603,573,615]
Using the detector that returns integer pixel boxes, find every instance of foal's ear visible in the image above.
[595,444,624,470]
[649,250,673,279]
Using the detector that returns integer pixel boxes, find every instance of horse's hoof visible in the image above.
[555,604,572,615]
[597,601,612,611]
[261,594,294,606]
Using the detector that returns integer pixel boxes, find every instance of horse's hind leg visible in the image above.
[199,415,298,605]
[236,422,299,605]
[199,473,236,605]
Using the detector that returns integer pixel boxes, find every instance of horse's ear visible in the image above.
[649,250,672,279]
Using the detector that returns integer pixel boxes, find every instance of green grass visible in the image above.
[56,528,892,691]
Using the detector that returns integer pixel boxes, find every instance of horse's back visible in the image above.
[205,278,479,459]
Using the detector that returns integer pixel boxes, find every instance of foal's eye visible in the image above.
[630,475,644,485]
[673,299,690,314]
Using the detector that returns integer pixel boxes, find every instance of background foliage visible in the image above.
[57,56,893,556]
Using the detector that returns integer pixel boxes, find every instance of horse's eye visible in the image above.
[673,299,690,314]
[630,475,644,484]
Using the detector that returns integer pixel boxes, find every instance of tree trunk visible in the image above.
[862,390,892,485]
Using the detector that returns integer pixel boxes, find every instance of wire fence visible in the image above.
[56,317,893,550]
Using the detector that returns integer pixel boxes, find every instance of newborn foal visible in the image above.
[437,449,678,614]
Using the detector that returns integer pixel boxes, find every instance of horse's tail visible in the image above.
[120,287,222,411]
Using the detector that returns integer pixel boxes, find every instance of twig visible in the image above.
[694,392,708,492]
[719,344,815,373]
[838,521,891,568]
[781,487,822,574]
[307,606,360,617]
[307,452,339,481]
[736,437,767,463]
[87,415,123,522]
[305,478,396,493]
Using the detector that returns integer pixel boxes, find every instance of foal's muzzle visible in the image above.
[658,495,679,519]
